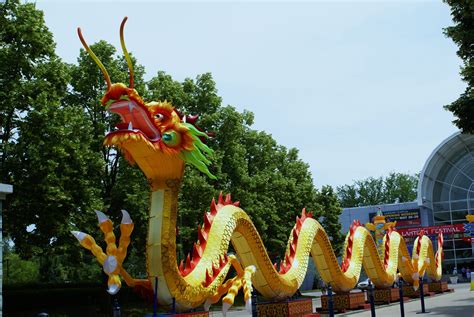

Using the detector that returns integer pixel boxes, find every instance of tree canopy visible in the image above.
[336,172,418,208]
[444,0,474,133]
[1,0,344,282]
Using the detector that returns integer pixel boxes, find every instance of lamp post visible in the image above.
[0,183,13,314]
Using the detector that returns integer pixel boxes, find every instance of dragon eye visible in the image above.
[162,130,181,147]
[154,113,165,121]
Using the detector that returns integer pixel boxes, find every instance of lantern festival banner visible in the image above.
[397,223,465,237]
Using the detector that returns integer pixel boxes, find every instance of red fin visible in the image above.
[225,193,232,204]
[202,269,213,287]
[203,213,212,231]
[292,228,299,243]
[290,243,296,258]
[197,225,207,245]
[212,263,219,277]
[219,255,226,268]
[218,192,224,205]
[210,198,217,216]
[193,243,202,259]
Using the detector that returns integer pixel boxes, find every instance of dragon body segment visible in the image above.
[72,18,444,313]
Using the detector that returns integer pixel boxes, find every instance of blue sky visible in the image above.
[36,1,464,188]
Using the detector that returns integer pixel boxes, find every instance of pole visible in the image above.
[153,276,158,317]
[251,288,258,317]
[368,279,376,317]
[111,294,121,317]
[328,282,334,317]
[416,277,429,314]
[399,277,405,317]
[420,277,426,313]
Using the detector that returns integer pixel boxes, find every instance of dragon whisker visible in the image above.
[77,27,112,91]
[120,16,134,89]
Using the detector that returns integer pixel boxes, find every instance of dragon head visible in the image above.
[78,17,216,189]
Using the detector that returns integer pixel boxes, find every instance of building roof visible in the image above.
[417,132,474,208]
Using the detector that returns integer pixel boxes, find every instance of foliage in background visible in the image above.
[317,186,344,257]
[1,0,344,283]
[0,0,105,284]
[336,172,418,208]
[3,251,40,284]
[443,0,474,133]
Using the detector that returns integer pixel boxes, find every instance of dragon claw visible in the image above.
[222,302,231,317]
[204,298,212,312]
[107,283,120,295]
[71,230,87,242]
[73,209,136,295]
[121,209,133,224]
[95,210,109,224]
[245,298,252,313]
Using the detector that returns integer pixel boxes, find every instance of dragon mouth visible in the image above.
[106,100,161,143]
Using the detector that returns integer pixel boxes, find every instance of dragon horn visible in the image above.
[77,27,112,91]
[120,16,134,89]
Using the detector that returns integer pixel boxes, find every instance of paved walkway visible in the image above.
[208,283,473,317]
[339,283,473,317]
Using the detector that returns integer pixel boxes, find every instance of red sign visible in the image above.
[397,224,466,237]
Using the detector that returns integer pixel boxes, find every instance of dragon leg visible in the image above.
[221,264,256,315]
[203,254,256,316]
[72,210,142,294]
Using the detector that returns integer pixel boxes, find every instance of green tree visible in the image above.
[444,0,474,133]
[1,0,105,282]
[316,185,344,257]
[337,172,418,208]
[3,252,40,284]
[0,0,61,183]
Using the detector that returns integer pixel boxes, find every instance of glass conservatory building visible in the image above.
[417,131,474,268]
[341,132,474,270]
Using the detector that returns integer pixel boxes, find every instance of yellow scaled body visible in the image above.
[71,17,444,313]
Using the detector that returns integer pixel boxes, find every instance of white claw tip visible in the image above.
[245,298,252,313]
[95,210,109,224]
[402,256,407,263]
[222,302,231,317]
[71,231,86,242]
[107,284,120,295]
[204,299,212,312]
[413,254,419,260]
[121,209,133,224]
[425,258,430,264]
[412,272,420,280]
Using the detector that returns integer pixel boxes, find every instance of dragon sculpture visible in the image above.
[71,18,444,314]
[365,208,397,259]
